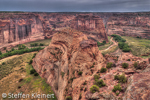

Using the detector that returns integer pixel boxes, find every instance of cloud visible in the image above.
[0,0,149,12]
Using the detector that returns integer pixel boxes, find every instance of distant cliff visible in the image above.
[106,13,150,39]
[1,12,150,49]
[0,13,44,48]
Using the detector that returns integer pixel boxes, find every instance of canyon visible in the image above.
[1,12,150,50]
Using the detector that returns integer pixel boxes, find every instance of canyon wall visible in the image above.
[0,12,150,49]
[0,13,44,48]
[69,14,108,42]
[106,13,150,39]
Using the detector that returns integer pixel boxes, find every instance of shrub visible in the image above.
[61,72,65,78]
[30,69,36,74]
[2,62,5,65]
[29,60,33,64]
[118,74,127,83]
[11,48,15,51]
[34,72,39,76]
[94,74,99,81]
[65,96,72,100]
[94,79,106,87]
[3,47,6,50]
[106,62,113,68]
[122,48,131,52]
[100,67,107,73]
[0,51,2,55]
[133,62,138,68]
[83,81,87,85]
[112,84,122,92]
[32,53,37,59]
[114,74,127,83]
[40,43,44,46]
[116,92,119,96]
[79,93,82,99]
[78,71,83,75]
[114,75,119,80]
[90,65,94,68]
[18,44,26,50]
[90,85,99,93]
[103,40,106,44]
[122,63,129,69]
[70,77,76,82]
[127,59,130,61]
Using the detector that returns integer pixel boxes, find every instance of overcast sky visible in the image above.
[0,0,150,12]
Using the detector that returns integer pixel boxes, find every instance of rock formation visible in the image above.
[32,28,106,100]
[0,13,44,48]
[69,14,108,42]
[106,13,150,39]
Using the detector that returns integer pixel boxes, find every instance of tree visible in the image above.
[0,51,2,55]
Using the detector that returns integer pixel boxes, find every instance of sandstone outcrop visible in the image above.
[32,28,105,100]
[69,14,108,42]
[123,65,150,100]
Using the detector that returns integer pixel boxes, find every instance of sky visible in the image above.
[0,0,150,12]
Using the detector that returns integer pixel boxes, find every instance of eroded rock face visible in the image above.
[123,65,150,100]
[69,14,108,42]
[107,13,150,39]
[32,28,105,100]
[0,13,44,48]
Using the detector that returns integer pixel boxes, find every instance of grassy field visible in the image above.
[24,39,51,47]
[99,36,113,50]
[0,52,57,100]
[121,36,150,57]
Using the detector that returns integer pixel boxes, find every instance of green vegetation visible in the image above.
[133,62,138,68]
[83,81,87,85]
[100,67,107,73]
[118,42,131,52]
[106,62,113,68]
[0,52,57,99]
[114,74,127,83]
[65,96,72,100]
[94,79,106,87]
[94,74,99,81]
[111,34,126,42]
[0,46,44,60]
[122,63,129,69]
[90,85,99,93]
[78,71,83,75]
[112,84,122,92]
[0,51,2,55]
[18,44,26,50]
[61,72,65,78]
[97,40,106,46]
[29,60,33,64]
[24,39,51,47]
[111,34,131,52]
[99,36,113,50]
[121,36,150,57]
[30,43,39,47]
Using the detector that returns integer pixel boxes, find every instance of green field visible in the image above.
[121,36,150,57]
[99,36,113,50]
[24,39,51,47]
[0,52,57,100]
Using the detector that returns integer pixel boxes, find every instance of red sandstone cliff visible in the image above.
[69,14,108,42]
[32,28,106,100]
[0,13,44,48]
